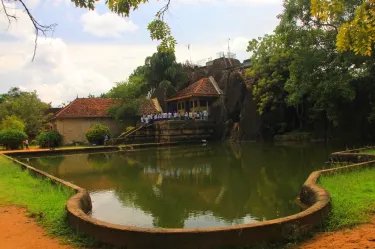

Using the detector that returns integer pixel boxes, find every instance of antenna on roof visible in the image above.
[187,44,192,65]
[228,38,231,57]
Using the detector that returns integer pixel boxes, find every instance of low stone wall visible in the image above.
[330,146,375,163]
[3,146,375,249]
[3,146,120,157]
[274,132,312,142]
[120,120,215,144]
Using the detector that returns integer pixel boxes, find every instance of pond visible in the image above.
[17,142,341,229]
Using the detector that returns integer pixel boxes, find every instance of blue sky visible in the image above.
[0,0,283,106]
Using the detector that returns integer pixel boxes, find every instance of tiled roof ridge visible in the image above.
[54,98,77,118]
[52,98,119,119]
[208,76,223,95]
[194,78,206,94]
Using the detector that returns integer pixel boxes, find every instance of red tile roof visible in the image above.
[139,98,162,114]
[167,77,222,102]
[53,98,119,118]
[52,98,162,119]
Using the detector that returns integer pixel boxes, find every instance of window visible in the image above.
[194,100,198,107]
[182,102,185,109]
[178,103,181,110]
[200,100,207,106]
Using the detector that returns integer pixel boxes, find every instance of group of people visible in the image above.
[141,110,209,124]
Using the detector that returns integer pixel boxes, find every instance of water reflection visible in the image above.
[18,142,339,228]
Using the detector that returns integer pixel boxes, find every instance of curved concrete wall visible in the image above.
[2,148,374,249]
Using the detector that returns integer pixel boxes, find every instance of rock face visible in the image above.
[187,57,264,141]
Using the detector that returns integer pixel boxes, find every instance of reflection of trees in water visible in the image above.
[108,143,334,228]
[25,143,335,228]
[30,156,64,175]
[87,153,112,170]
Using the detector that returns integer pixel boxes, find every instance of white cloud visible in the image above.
[0,37,250,106]
[0,2,34,40]
[0,1,252,107]
[28,0,41,8]
[81,11,138,37]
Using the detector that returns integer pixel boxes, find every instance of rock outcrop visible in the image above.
[185,58,264,141]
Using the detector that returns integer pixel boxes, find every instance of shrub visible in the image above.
[85,123,110,145]
[0,129,27,150]
[1,115,25,132]
[30,140,38,146]
[36,131,63,148]
[125,126,135,133]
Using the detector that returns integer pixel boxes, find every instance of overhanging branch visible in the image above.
[1,0,57,61]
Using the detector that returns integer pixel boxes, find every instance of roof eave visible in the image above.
[167,94,221,102]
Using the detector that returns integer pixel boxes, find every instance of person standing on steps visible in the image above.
[24,139,29,150]
[104,134,109,145]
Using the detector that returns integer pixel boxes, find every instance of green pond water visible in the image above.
[17,142,340,229]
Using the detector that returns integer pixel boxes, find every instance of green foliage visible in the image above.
[245,0,375,135]
[70,0,174,51]
[106,50,188,121]
[311,0,375,56]
[108,98,145,121]
[125,126,135,132]
[0,129,27,150]
[320,168,375,230]
[36,131,63,148]
[0,115,26,132]
[106,76,146,100]
[145,50,189,110]
[0,87,50,137]
[246,34,292,116]
[85,123,110,145]
[147,20,176,52]
[0,157,98,247]
[30,139,38,146]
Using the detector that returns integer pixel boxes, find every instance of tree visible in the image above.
[0,88,50,137]
[0,114,27,150]
[311,0,375,56]
[1,0,175,60]
[0,115,25,132]
[85,123,110,145]
[144,50,189,109]
[246,34,292,116]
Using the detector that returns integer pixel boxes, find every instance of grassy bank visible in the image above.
[319,167,375,230]
[0,156,98,248]
[360,149,375,155]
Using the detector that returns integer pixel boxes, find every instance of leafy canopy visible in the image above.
[0,87,50,136]
[311,0,375,56]
[0,115,25,132]
[85,123,110,145]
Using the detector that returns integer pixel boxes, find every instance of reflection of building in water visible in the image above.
[143,164,211,179]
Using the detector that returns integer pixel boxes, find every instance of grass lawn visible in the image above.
[319,167,375,230]
[0,156,99,248]
[360,149,375,155]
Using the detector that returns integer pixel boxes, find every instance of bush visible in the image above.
[0,129,27,150]
[30,140,38,146]
[125,126,135,133]
[1,115,26,132]
[36,131,63,148]
[85,123,110,145]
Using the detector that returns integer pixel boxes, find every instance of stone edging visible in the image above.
[1,147,374,249]
[330,146,375,163]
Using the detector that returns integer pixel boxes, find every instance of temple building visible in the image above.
[167,76,223,115]
[50,98,161,145]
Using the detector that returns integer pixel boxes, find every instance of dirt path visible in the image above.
[0,206,76,249]
[299,216,375,249]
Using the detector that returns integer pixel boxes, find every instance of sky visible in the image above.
[0,0,283,107]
